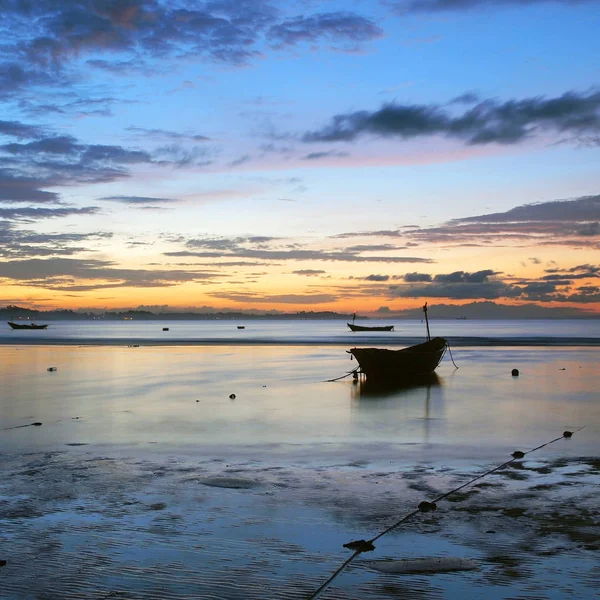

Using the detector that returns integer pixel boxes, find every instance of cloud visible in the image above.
[126,126,211,142]
[0,1,384,101]
[229,155,252,167]
[388,269,522,299]
[0,206,100,221]
[450,92,480,104]
[166,249,433,263]
[301,151,350,160]
[209,291,338,304]
[0,170,60,204]
[388,0,600,14]
[267,11,383,48]
[0,120,46,139]
[0,125,210,206]
[292,269,326,276]
[153,145,215,167]
[302,90,600,146]
[544,264,599,279]
[404,272,433,282]
[403,193,600,248]
[170,235,433,264]
[100,195,179,205]
[0,257,223,291]
[331,229,410,239]
[17,96,122,119]
[364,274,390,281]
[434,269,498,283]
[344,244,406,252]
[0,222,112,258]
[372,261,600,302]
[455,193,600,223]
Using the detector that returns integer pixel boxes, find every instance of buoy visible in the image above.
[418,501,437,512]
[47,367,57,372]
[512,450,525,459]
[563,431,573,438]
[229,394,236,399]
[162,328,169,331]
[511,368,519,376]
[32,422,42,427]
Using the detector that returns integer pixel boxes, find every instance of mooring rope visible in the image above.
[446,342,459,369]
[306,426,585,600]
[323,366,360,383]
[2,422,43,431]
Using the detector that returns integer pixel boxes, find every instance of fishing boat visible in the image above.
[347,323,394,332]
[8,321,48,330]
[349,304,447,382]
[350,337,447,382]
[347,312,394,332]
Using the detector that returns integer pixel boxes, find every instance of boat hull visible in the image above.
[7,322,48,330]
[347,323,394,332]
[350,337,447,382]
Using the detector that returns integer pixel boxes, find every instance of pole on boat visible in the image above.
[423,302,431,341]
[352,311,356,325]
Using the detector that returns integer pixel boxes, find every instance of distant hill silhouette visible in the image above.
[1,301,596,321]
[379,301,595,319]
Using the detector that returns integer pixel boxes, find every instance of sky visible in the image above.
[0,0,599,315]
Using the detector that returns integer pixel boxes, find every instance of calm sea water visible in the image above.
[1,321,598,599]
[2,318,600,345]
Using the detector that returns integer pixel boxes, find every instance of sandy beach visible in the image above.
[1,341,599,599]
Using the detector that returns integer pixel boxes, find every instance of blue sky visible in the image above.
[1,0,599,314]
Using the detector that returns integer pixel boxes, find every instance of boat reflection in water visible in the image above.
[350,372,443,443]
[351,371,442,400]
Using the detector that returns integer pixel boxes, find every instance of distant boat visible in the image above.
[348,311,393,332]
[237,326,245,329]
[347,323,394,332]
[8,321,48,330]
[348,303,446,382]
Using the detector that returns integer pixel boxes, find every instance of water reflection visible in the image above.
[349,373,445,444]
[351,372,442,400]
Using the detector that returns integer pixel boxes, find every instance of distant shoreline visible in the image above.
[2,336,600,347]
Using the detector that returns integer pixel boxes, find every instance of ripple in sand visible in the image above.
[367,557,479,574]
[197,476,261,489]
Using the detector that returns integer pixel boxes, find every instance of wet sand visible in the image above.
[1,345,599,598]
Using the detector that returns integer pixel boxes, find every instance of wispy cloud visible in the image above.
[268,11,383,49]
[0,222,111,258]
[0,206,100,221]
[386,0,600,14]
[292,269,326,276]
[401,194,600,248]
[165,234,434,264]
[209,291,338,304]
[100,196,179,205]
[126,127,211,142]
[0,257,223,291]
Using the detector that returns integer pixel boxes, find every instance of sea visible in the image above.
[0,319,599,599]
[2,317,600,346]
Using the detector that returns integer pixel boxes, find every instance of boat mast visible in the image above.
[423,302,431,341]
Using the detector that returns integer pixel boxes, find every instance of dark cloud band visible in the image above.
[303,90,600,145]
